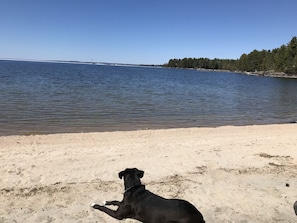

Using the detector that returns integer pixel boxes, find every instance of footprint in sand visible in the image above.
[30,175,42,183]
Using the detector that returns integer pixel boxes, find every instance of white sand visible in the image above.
[0,124,297,222]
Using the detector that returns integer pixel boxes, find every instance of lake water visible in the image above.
[1,60,297,136]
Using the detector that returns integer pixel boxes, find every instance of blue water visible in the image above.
[1,60,297,135]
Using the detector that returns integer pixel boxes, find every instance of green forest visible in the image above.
[164,36,297,76]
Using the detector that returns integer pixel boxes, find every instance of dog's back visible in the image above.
[129,189,205,223]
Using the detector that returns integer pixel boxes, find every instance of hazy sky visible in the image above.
[1,0,297,64]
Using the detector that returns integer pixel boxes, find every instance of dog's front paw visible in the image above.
[91,202,106,209]
[91,203,101,209]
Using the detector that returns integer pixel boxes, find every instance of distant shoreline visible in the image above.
[242,70,297,79]
[171,66,297,79]
[0,58,162,68]
[2,59,296,79]
[168,66,297,79]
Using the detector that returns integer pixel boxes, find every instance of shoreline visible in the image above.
[1,124,297,222]
[242,70,297,79]
[168,66,297,79]
[1,122,297,137]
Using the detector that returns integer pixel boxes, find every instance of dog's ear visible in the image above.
[119,170,125,179]
[137,170,144,178]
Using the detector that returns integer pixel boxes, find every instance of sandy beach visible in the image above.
[1,124,297,222]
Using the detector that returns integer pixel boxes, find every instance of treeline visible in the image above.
[164,36,297,75]
[165,58,237,71]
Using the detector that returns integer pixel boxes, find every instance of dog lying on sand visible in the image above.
[92,168,205,223]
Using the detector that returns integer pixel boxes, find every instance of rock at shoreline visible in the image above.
[243,70,297,79]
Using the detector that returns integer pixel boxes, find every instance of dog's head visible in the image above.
[118,168,144,189]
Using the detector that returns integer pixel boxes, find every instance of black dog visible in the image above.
[92,168,205,223]
[294,201,297,215]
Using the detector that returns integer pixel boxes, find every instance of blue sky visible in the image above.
[1,0,297,64]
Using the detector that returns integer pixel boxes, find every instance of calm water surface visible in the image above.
[1,60,297,135]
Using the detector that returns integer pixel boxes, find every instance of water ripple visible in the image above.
[1,60,297,135]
